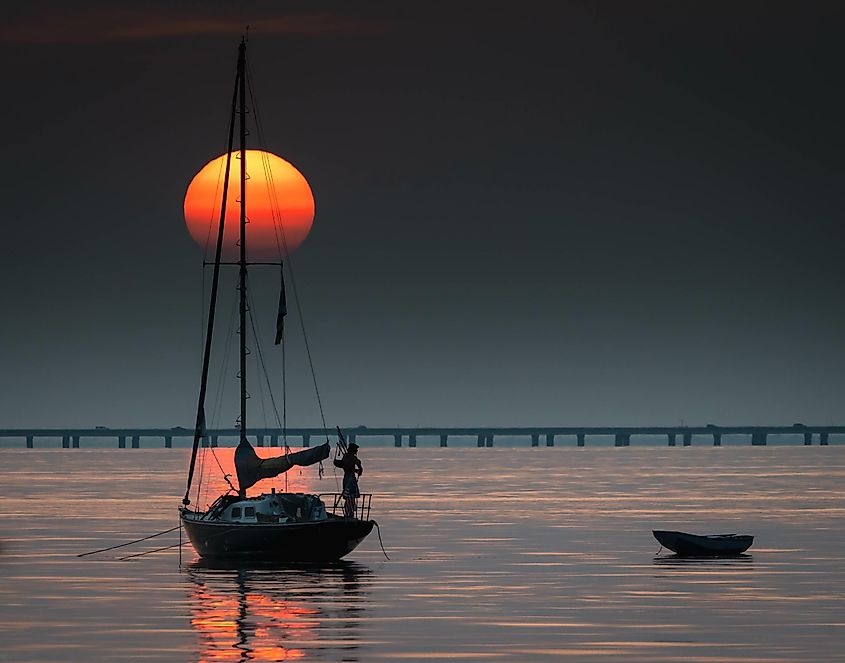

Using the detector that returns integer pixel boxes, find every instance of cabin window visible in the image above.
[244,507,256,518]
[231,507,242,518]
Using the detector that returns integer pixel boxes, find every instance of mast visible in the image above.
[238,38,248,443]
[182,48,241,506]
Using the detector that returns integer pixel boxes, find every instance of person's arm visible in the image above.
[333,457,343,469]
[355,458,363,476]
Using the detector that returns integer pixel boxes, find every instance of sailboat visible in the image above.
[179,38,374,562]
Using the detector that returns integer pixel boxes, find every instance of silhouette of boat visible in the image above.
[179,37,374,561]
[653,530,753,556]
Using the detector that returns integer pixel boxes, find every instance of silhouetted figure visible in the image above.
[334,443,363,518]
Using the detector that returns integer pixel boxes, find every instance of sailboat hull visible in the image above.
[182,515,375,562]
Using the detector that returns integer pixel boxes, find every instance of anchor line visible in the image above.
[118,541,192,561]
[77,526,181,557]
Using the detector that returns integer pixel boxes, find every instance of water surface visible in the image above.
[1,447,843,661]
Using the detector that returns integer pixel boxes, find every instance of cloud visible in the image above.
[0,6,386,45]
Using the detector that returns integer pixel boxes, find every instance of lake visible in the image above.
[1,446,843,661]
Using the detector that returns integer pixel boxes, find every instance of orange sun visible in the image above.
[184,150,314,261]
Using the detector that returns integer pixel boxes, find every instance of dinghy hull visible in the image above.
[653,530,753,556]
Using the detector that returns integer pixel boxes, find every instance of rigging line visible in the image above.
[184,67,241,507]
[246,69,330,443]
[203,148,228,259]
[245,284,271,435]
[208,444,236,494]
[282,332,288,452]
[247,308,270,438]
[246,283,275,437]
[202,267,212,371]
[243,285,291,494]
[258,150,328,438]
[282,334,290,490]
[77,526,180,557]
[245,157,310,480]
[209,292,239,431]
[196,292,239,507]
[282,336,288,492]
[246,286,283,432]
[196,290,237,504]
[202,85,238,261]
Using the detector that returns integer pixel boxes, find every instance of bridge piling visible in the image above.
[577,433,585,447]
[72,435,80,448]
[821,433,829,446]
[131,435,139,449]
[751,433,767,445]
[713,433,721,447]
[164,435,172,448]
[477,434,484,448]
[26,435,33,448]
[546,434,554,447]
[118,435,126,449]
[302,434,310,447]
[62,435,69,448]
[409,434,417,448]
[394,434,402,447]
[804,432,812,445]
[440,434,448,447]
[486,434,494,447]
[668,433,676,446]
[683,433,692,446]
[531,434,539,447]
[256,435,264,447]
[211,435,218,448]
[614,433,630,447]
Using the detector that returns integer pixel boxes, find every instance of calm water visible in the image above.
[1,447,844,662]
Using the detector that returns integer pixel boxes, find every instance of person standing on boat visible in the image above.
[334,443,363,518]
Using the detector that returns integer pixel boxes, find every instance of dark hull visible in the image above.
[653,530,753,556]
[182,515,375,562]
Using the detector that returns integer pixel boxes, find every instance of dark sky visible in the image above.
[1,1,843,428]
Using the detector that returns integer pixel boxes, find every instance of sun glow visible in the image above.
[184,150,314,261]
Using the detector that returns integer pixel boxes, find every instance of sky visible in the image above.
[0,1,843,429]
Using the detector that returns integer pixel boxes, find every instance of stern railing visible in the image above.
[319,493,372,521]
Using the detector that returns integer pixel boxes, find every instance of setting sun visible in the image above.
[184,150,314,261]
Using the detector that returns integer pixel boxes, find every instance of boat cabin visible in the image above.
[206,491,328,524]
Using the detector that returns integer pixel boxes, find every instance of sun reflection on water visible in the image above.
[186,562,370,662]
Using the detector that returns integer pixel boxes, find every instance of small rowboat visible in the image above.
[653,530,753,556]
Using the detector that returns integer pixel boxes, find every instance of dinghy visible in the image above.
[653,530,753,556]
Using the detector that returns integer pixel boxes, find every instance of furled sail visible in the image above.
[235,439,330,492]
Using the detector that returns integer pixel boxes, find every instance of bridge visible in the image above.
[1,425,842,448]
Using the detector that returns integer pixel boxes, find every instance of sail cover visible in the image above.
[235,438,330,492]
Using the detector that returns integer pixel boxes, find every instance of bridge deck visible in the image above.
[1,425,841,448]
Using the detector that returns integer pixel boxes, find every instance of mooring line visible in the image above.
[118,541,192,561]
[373,521,390,561]
[77,526,181,557]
